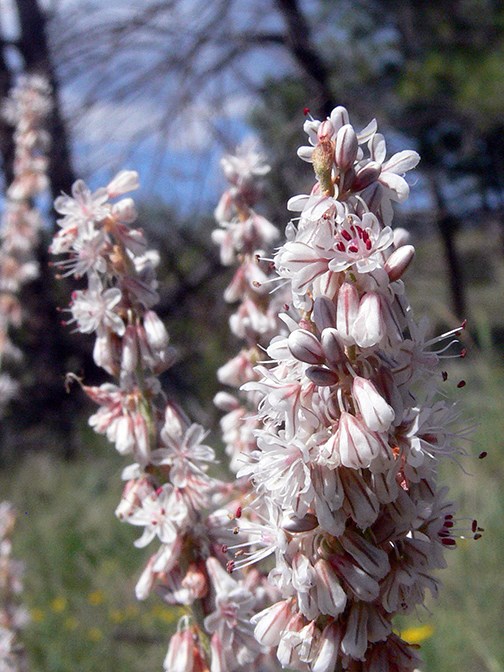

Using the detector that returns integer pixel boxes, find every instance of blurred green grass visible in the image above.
[1,227,503,671]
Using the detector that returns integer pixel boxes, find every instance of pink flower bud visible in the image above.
[311,622,343,672]
[106,170,139,198]
[336,282,359,345]
[336,412,382,469]
[352,292,385,348]
[330,106,350,132]
[112,197,137,223]
[252,599,295,647]
[352,376,395,432]
[321,328,346,368]
[384,244,415,281]
[306,366,339,386]
[313,296,336,332]
[353,161,382,191]
[143,310,169,350]
[288,329,324,364]
[314,559,347,617]
[121,325,139,373]
[335,124,358,171]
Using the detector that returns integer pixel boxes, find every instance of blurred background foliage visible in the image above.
[0,0,503,670]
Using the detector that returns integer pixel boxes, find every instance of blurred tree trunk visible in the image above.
[15,0,75,200]
[430,178,468,320]
[274,0,335,117]
[0,51,15,186]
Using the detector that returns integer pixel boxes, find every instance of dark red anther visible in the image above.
[442,371,448,381]
[348,245,359,253]
[341,229,352,241]
[303,107,310,116]
[365,239,372,250]
[221,545,228,554]
[471,520,477,533]
[445,514,454,520]
[441,538,457,546]
[474,533,482,540]
[457,380,466,388]
[444,521,454,528]
[478,451,488,459]
[235,506,242,519]
[336,242,345,251]
[226,560,235,573]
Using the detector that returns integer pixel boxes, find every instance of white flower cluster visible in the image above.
[51,172,279,672]
[212,139,286,473]
[225,107,478,671]
[0,502,29,672]
[0,75,51,413]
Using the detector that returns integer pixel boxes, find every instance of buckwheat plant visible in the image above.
[0,75,51,413]
[0,502,29,672]
[50,172,279,671]
[224,107,479,672]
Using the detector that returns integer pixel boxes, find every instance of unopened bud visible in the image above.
[288,329,324,365]
[321,328,346,368]
[352,161,381,191]
[306,366,339,386]
[384,244,415,281]
[313,296,336,332]
[335,124,358,171]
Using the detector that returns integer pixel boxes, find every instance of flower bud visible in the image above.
[306,366,339,386]
[252,599,295,647]
[288,329,324,364]
[321,328,346,368]
[384,244,415,281]
[143,310,169,349]
[313,296,336,332]
[335,124,358,171]
[106,170,139,198]
[336,282,359,345]
[353,161,381,191]
[112,197,137,223]
[352,376,395,432]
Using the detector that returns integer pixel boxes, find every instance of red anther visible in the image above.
[471,520,477,533]
[348,245,358,253]
[442,371,448,381]
[444,521,454,528]
[283,304,290,311]
[226,560,235,573]
[441,538,457,546]
[221,545,228,554]
[60,320,67,327]
[151,520,158,525]
[341,229,352,241]
[460,348,467,358]
[336,242,345,251]
[365,239,372,250]
[478,451,488,459]
[457,380,466,388]
[235,506,242,519]
[303,107,310,116]
[445,514,454,520]
[71,291,78,300]
[156,487,163,495]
